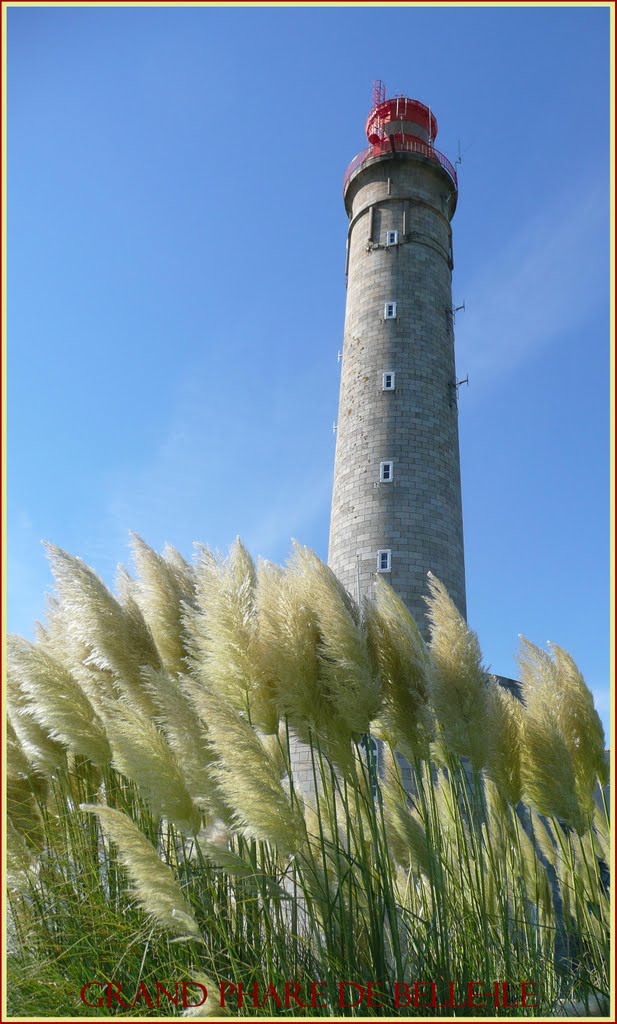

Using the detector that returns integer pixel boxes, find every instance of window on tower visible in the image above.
[386,230,399,246]
[362,735,381,799]
[380,461,394,482]
[384,302,397,319]
[382,372,396,391]
[377,550,391,572]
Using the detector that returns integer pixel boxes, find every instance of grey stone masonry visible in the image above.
[329,151,466,636]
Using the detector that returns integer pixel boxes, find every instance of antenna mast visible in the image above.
[372,79,386,110]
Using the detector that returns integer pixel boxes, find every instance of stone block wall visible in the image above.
[329,151,466,637]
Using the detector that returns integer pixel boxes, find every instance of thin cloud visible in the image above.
[243,470,333,558]
[103,384,333,564]
[456,174,608,386]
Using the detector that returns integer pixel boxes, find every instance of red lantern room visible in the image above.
[344,80,457,196]
[366,80,438,146]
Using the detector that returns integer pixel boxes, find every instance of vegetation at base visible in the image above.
[6,537,610,1017]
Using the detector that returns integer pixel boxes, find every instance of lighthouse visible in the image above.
[329,82,466,635]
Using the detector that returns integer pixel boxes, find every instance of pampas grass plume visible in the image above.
[549,642,608,788]
[365,578,434,760]
[518,639,597,832]
[381,747,432,877]
[425,573,490,768]
[256,559,332,747]
[291,544,381,737]
[484,678,523,805]
[204,695,306,855]
[520,702,584,831]
[7,671,67,776]
[45,544,161,718]
[183,973,230,1017]
[104,702,202,834]
[81,804,202,941]
[8,636,111,767]
[140,666,222,817]
[189,540,277,733]
[130,534,195,676]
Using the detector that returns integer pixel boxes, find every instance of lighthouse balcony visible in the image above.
[343,136,458,195]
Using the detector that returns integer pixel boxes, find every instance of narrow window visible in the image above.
[380,461,393,482]
[361,735,381,798]
[377,549,391,572]
[382,371,396,391]
[369,737,380,774]
[384,301,397,319]
[386,230,399,246]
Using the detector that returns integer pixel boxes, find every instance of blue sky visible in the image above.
[8,5,611,734]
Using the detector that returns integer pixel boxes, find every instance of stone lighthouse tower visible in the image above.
[329,82,466,634]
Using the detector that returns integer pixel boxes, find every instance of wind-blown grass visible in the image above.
[6,538,610,1017]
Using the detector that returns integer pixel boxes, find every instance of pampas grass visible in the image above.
[188,541,278,734]
[6,538,610,1018]
[291,544,381,738]
[104,702,202,834]
[45,544,161,718]
[426,572,491,769]
[517,638,608,833]
[365,578,434,761]
[7,670,67,776]
[80,804,203,941]
[8,637,111,767]
[203,695,306,854]
[485,679,523,805]
[129,534,196,677]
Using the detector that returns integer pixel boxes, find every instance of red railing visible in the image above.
[343,137,457,194]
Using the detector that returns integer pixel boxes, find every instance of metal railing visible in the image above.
[343,137,458,193]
